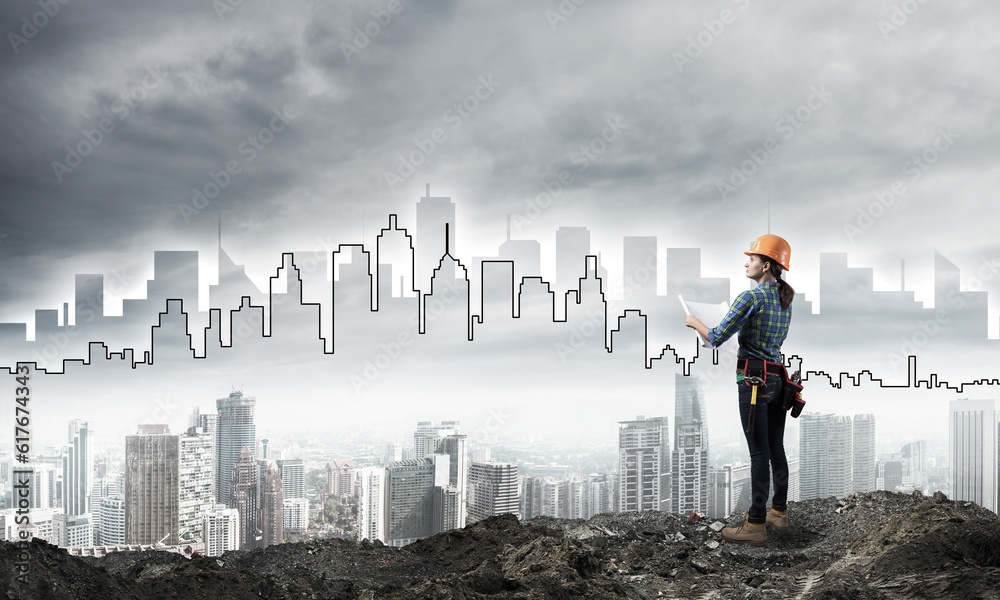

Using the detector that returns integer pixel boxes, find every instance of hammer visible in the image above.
[744,375,765,434]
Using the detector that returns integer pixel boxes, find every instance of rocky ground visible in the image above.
[2,490,999,599]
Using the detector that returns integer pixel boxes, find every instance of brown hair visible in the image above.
[757,254,795,310]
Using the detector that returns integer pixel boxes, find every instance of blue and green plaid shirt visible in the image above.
[706,281,790,363]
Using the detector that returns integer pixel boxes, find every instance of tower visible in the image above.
[216,391,256,505]
[618,416,670,512]
[949,398,997,513]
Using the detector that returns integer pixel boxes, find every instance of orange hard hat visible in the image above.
[744,235,791,271]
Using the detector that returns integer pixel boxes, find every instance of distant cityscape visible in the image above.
[0,187,997,396]
[3,385,995,556]
[1,187,998,555]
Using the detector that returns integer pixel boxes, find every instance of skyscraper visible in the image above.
[62,419,93,517]
[799,413,831,500]
[673,375,708,514]
[125,426,180,545]
[439,434,468,528]
[202,504,239,557]
[178,429,214,542]
[852,414,876,494]
[384,455,449,547]
[356,467,385,543]
[618,416,670,512]
[260,462,283,548]
[278,458,305,500]
[827,415,853,498]
[949,398,997,513]
[125,426,214,546]
[216,391,256,506]
[672,422,708,515]
[413,420,460,457]
[412,421,467,528]
[326,460,354,499]
[228,446,258,550]
[876,452,904,492]
[900,440,927,492]
[468,462,519,524]
[98,497,126,546]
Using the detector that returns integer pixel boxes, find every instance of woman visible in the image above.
[684,234,794,547]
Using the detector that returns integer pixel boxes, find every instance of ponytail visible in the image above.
[759,255,795,310]
[776,276,795,310]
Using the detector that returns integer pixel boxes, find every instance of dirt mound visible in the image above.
[2,491,999,599]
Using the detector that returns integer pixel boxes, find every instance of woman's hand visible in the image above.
[684,315,711,343]
[684,315,702,330]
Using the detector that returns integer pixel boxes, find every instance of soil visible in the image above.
[2,490,998,599]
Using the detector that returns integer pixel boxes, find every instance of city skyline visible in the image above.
[2,197,998,451]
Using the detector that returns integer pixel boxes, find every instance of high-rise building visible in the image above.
[216,391,256,506]
[949,398,997,513]
[852,414,876,494]
[618,416,670,512]
[521,476,568,519]
[876,452,904,492]
[384,455,449,547]
[383,443,404,465]
[257,438,271,462]
[787,457,800,502]
[672,422,708,515]
[468,462,518,524]
[98,497,126,546]
[900,440,927,492]
[674,375,708,447]
[326,460,354,499]
[189,407,217,438]
[125,426,214,546]
[356,467,385,543]
[706,463,751,519]
[22,463,56,510]
[125,426,180,545]
[827,415,853,498]
[260,462,283,547]
[282,498,309,532]
[439,434,467,529]
[412,421,467,529]
[228,446,258,550]
[62,419,93,517]
[277,458,304,500]
[413,421,460,457]
[202,504,239,557]
[799,413,832,500]
[53,513,92,548]
[178,429,214,542]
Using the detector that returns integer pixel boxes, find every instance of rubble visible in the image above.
[1,491,998,599]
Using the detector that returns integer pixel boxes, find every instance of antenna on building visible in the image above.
[444,222,450,256]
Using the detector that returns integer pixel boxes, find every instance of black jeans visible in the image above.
[738,374,788,524]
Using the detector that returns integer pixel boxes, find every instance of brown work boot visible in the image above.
[766,508,789,533]
[720,517,767,547]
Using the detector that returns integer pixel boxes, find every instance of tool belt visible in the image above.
[736,357,806,418]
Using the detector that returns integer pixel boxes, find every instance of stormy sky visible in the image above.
[2,0,999,451]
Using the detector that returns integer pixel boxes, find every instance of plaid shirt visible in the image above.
[706,281,790,363]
